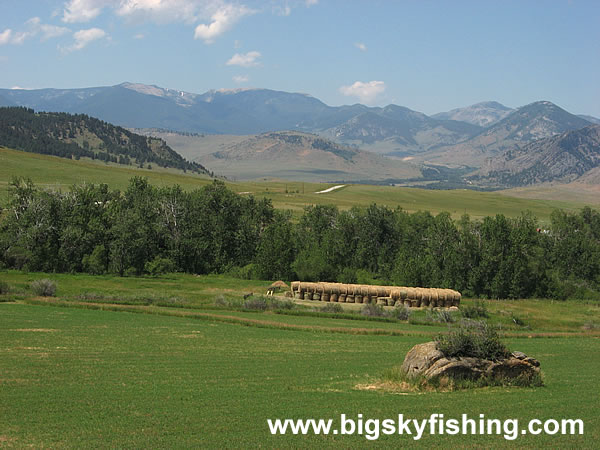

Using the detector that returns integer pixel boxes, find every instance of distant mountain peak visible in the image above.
[432,101,514,127]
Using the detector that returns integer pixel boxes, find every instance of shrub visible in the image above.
[124,267,138,277]
[320,303,343,314]
[388,304,411,321]
[228,264,256,280]
[0,281,10,295]
[144,257,176,276]
[214,295,228,307]
[427,309,456,323]
[461,300,489,319]
[30,279,57,297]
[436,321,509,361]
[510,313,528,327]
[361,303,386,317]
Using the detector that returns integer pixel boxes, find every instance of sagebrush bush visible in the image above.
[427,309,456,323]
[361,303,386,317]
[436,321,509,361]
[30,279,57,297]
[389,304,411,321]
[320,303,343,314]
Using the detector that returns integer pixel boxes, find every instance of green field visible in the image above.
[1,271,599,447]
[2,146,597,222]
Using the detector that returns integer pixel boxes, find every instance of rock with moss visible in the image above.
[400,341,540,384]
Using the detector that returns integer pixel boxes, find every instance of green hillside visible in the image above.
[1,146,596,223]
[0,107,208,173]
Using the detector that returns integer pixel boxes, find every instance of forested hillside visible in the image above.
[0,107,208,173]
[2,177,599,300]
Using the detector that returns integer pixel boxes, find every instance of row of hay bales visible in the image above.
[290,282,460,308]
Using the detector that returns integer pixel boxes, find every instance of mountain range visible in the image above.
[1,82,599,186]
[471,125,600,188]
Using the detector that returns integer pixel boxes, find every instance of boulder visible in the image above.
[401,341,540,382]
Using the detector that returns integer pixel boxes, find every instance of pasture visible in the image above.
[1,271,599,447]
[1,146,595,222]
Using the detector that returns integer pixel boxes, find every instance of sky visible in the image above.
[1,0,599,116]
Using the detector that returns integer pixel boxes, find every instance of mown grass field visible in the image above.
[1,146,596,222]
[1,271,600,447]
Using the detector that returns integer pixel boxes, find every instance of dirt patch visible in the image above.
[354,381,424,394]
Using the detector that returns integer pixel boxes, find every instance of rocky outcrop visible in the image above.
[401,342,540,382]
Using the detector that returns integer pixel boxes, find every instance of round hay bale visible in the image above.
[437,289,446,304]
[322,293,330,302]
[421,289,431,303]
[294,292,301,299]
[339,294,347,303]
[377,286,387,297]
[399,288,408,300]
[376,298,387,306]
[355,294,363,304]
[312,293,321,301]
[368,286,378,297]
[386,298,395,307]
[394,300,403,307]
[405,287,416,300]
[403,299,411,307]
[421,294,430,308]
[330,293,338,302]
[363,295,371,304]
[390,289,400,301]
[346,295,355,303]
[291,281,300,292]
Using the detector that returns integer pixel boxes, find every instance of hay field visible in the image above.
[1,271,599,447]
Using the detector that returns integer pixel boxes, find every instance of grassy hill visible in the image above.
[1,146,596,223]
[0,107,208,173]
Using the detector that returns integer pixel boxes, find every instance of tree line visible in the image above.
[1,177,599,300]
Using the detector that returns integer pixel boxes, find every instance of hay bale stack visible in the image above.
[290,281,461,308]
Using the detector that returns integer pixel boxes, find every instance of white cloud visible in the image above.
[234,39,241,48]
[306,0,318,5]
[232,74,248,83]
[63,27,107,52]
[0,18,68,46]
[62,0,113,23]
[133,33,145,39]
[194,4,253,43]
[0,29,12,45]
[339,80,386,104]
[226,50,261,67]
[117,0,201,24]
[26,17,70,42]
[354,42,367,52]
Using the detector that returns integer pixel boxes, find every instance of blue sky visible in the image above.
[1,0,599,116]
